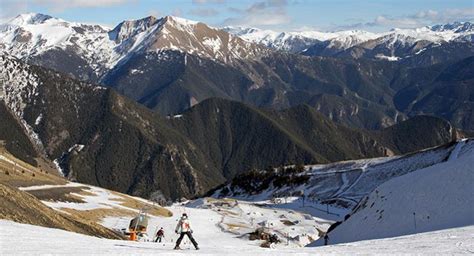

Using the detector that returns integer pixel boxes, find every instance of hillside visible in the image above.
[1,139,472,254]
[0,146,170,239]
[309,139,474,246]
[213,140,468,212]
[2,53,460,200]
[0,183,123,239]
[0,102,39,166]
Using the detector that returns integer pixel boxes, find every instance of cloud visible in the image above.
[192,0,225,4]
[342,8,474,30]
[33,0,133,12]
[0,0,28,20]
[148,9,161,18]
[189,8,218,17]
[223,0,291,27]
[171,8,182,17]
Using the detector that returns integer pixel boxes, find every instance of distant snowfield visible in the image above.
[1,220,473,255]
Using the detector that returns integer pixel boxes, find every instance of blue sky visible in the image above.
[1,0,473,31]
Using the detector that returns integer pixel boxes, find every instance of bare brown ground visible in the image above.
[110,192,172,217]
[0,147,66,187]
[0,183,124,239]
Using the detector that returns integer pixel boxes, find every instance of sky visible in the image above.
[0,0,473,32]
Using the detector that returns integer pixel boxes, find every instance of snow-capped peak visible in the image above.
[165,15,199,26]
[0,13,267,79]
[226,21,473,54]
[8,13,53,26]
[430,21,474,33]
[224,26,380,53]
[108,15,160,43]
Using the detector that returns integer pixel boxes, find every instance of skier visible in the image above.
[324,234,329,245]
[174,213,199,250]
[154,227,164,243]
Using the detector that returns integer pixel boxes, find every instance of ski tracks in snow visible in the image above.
[332,163,369,198]
[448,139,467,161]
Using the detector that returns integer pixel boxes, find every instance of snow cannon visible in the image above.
[129,214,149,241]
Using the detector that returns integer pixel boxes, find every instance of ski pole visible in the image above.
[413,212,417,230]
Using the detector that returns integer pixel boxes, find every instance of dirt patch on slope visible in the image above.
[27,186,89,203]
[62,208,135,223]
[0,183,123,239]
[0,147,66,187]
[110,192,172,217]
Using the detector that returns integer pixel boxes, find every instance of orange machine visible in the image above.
[128,214,149,241]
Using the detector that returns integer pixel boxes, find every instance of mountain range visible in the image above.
[0,53,460,200]
[0,13,472,200]
[225,22,474,64]
[1,13,473,131]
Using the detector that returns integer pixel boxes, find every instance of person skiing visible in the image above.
[174,213,199,250]
[324,234,329,245]
[154,227,164,243]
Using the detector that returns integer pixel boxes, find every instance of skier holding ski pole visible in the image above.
[154,227,165,243]
[174,213,199,250]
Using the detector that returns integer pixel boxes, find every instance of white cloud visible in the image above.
[192,0,225,4]
[148,9,161,18]
[223,0,291,27]
[341,8,474,30]
[368,15,425,28]
[171,8,182,17]
[0,0,28,20]
[189,8,218,17]
[33,0,133,12]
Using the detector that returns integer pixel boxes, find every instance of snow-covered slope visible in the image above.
[309,139,474,246]
[224,26,379,53]
[1,220,472,255]
[14,180,334,248]
[215,140,465,211]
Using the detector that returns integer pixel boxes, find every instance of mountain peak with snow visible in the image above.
[0,13,267,80]
[430,21,474,33]
[9,13,54,26]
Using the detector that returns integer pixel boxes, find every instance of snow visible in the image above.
[18,182,84,191]
[309,140,474,246]
[53,158,66,176]
[202,37,222,53]
[0,12,265,74]
[1,220,473,255]
[447,138,467,161]
[375,54,401,61]
[225,22,473,54]
[19,182,156,214]
[0,54,46,153]
[42,185,125,211]
[130,69,143,75]
[3,13,471,70]
[2,140,473,254]
[34,113,43,125]
[168,16,199,26]
[216,140,458,212]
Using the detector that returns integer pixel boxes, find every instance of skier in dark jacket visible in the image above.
[324,234,329,245]
[174,213,199,250]
[155,227,164,243]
